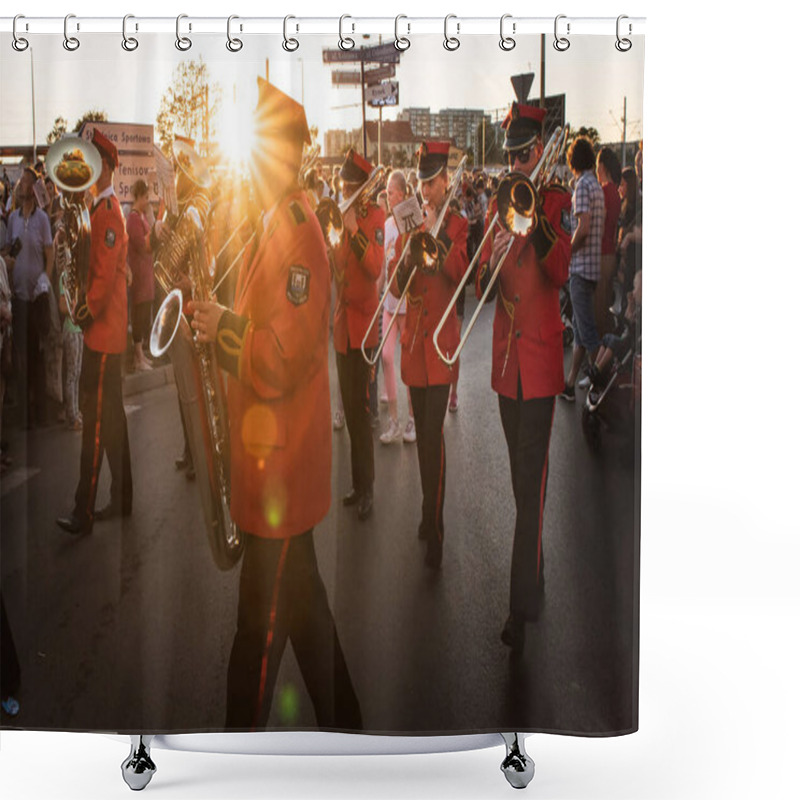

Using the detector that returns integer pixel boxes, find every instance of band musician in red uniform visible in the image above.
[391,141,468,569]
[188,79,362,731]
[476,103,572,653]
[330,148,385,521]
[57,129,132,536]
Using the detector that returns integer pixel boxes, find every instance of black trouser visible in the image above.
[409,384,450,544]
[73,347,132,526]
[226,530,362,731]
[131,301,152,345]
[498,387,555,621]
[336,348,374,497]
[11,297,46,427]
[1,594,20,702]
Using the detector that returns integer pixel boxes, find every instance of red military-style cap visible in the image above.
[90,128,119,169]
[254,77,311,146]
[501,102,547,151]
[416,141,450,182]
[339,147,373,185]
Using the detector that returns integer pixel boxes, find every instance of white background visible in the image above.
[2,1,799,798]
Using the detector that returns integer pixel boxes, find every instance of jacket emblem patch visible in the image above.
[105,228,116,248]
[286,265,311,306]
[561,210,571,234]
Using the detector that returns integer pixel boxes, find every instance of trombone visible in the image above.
[361,155,468,366]
[432,127,568,367]
[316,165,386,250]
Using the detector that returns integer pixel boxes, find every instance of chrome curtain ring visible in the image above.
[63,14,80,51]
[226,15,243,52]
[444,14,460,51]
[283,15,299,52]
[553,14,570,52]
[499,14,515,51]
[394,14,410,51]
[12,15,29,51]
[615,15,632,52]
[122,14,139,51]
[339,15,355,50]
[176,14,192,51]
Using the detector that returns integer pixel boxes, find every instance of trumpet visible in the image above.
[316,165,386,250]
[361,156,468,366]
[432,127,566,367]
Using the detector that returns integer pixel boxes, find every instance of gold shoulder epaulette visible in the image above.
[288,200,306,226]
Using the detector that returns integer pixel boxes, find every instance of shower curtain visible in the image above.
[0,19,643,739]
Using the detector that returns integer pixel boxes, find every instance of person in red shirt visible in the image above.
[390,141,468,569]
[594,147,622,340]
[329,148,385,521]
[57,129,132,536]
[188,79,361,731]
[475,103,572,653]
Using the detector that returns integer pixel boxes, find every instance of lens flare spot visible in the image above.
[262,482,287,530]
[277,683,299,725]
[240,405,278,459]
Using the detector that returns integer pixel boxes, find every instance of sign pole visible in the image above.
[360,57,367,157]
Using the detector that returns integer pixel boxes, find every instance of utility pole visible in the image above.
[622,96,628,168]
[360,56,367,157]
[378,105,383,165]
[30,47,37,163]
[540,34,546,107]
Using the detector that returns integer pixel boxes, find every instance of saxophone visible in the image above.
[150,143,243,570]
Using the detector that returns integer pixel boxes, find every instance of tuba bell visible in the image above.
[45,134,103,323]
[149,141,244,571]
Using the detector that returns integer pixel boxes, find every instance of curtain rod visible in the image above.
[1,16,646,38]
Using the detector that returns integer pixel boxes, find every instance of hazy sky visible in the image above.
[0,32,644,153]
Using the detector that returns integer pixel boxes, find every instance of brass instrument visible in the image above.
[44,134,102,323]
[150,143,244,571]
[433,128,565,366]
[361,156,467,366]
[316,165,387,249]
[299,143,320,179]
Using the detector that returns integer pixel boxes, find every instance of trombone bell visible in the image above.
[150,288,184,358]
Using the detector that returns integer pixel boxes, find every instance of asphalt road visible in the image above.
[0,295,639,737]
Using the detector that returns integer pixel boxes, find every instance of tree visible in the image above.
[47,116,68,144]
[156,58,220,157]
[72,109,108,133]
[46,109,108,144]
[568,125,601,149]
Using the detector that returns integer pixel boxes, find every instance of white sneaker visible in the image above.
[380,418,403,444]
[403,418,417,443]
[577,375,591,390]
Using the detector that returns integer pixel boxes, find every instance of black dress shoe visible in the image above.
[175,455,191,471]
[501,614,525,655]
[342,489,360,506]
[94,502,132,521]
[56,514,91,536]
[357,491,373,521]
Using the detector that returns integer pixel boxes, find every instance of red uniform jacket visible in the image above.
[330,203,385,354]
[476,182,572,400]
[84,193,128,354]
[390,209,468,387]
[214,190,332,539]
